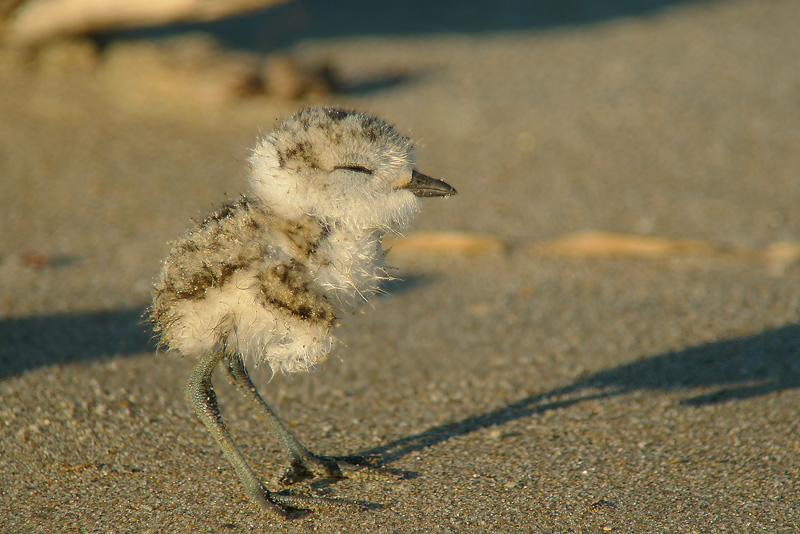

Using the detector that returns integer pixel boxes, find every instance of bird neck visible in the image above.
[307,222,389,313]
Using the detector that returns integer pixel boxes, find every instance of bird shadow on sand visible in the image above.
[360,323,800,464]
[0,307,154,379]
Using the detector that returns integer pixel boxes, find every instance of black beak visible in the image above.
[403,169,457,198]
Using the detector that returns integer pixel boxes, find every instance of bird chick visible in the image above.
[150,107,456,518]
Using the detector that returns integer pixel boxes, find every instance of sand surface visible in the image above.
[2,0,799,532]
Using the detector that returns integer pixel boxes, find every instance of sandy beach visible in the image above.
[1,0,799,532]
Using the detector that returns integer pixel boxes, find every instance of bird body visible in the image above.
[153,195,357,373]
[150,107,455,517]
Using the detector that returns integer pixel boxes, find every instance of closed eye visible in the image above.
[333,165,374,175]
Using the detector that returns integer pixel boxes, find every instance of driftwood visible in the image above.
[386,230,800,267]
[4,0,290,45]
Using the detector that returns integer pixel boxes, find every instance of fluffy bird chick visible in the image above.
[150,107,456,518]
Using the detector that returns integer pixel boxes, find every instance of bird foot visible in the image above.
[258,488,372,519]
[244,484,373,519]
[279,452,402,486]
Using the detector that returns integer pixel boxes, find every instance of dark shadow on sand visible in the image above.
[377,274,431,297]
[0,307,154,379]
[0,276,427,379]
[93,0,719,98]
[340,70,432,97]
[361,323,800,463]
[104,0,719,53]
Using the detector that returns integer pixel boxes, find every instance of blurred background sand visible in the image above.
[1,0,799,532]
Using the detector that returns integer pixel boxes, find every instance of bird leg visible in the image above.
[185,349,355,518]
[224,354,397,486]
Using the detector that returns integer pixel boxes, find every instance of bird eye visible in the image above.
[333,165,374,175]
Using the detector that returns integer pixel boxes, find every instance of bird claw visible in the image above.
[279,452,402,486]
[324,454,405,481]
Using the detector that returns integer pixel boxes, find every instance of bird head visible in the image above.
[248,107,455,231]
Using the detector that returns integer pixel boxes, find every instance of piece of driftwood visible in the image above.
[4,0,290,45]
[386,232,509,255]
[386,230,800,267]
